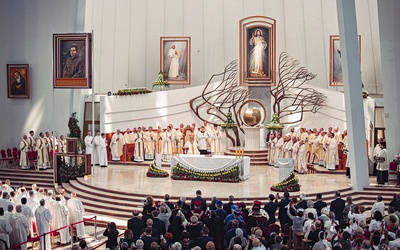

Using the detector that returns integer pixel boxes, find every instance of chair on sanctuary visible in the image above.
[306,153,316,174]
[12,150,19,167]
[27,151,39,171]
[0,149,12,167]
[7,148,15,166]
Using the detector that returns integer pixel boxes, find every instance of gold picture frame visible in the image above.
[239,16,276,86]
[160,37,191,85]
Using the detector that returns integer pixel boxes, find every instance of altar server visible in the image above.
[35,199,52,250]
[197,126,209,155]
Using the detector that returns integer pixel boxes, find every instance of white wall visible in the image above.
[84,0,382,96]
[0,0,84,149]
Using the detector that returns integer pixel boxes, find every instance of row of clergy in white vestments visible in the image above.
[19,131,67,170]
[267,127,348,173]
[0,186,85,250]
[84,131,108,167]
[100,122,223,162]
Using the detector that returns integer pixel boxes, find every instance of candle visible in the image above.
[235,149,238,158]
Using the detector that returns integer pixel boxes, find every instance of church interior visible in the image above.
[1,0,400,249]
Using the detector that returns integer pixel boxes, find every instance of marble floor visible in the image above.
[82,162,380,199]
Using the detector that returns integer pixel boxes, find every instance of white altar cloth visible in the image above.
[170,155,250,180]
[275,158,295,182]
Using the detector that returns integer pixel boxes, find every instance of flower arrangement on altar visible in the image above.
[153,71,170,91]
[270,171,301,192]
[146,161,169,178]
[113,87,152,96]
[266,113,284,133]
[220,112,238,131]
[171,163,240,183]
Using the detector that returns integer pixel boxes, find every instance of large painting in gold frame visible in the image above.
[239,16,276,86]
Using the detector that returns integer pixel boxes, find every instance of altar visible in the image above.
[170,154,250,181]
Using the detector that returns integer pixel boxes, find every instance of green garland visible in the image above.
[68,112,82,138]
[171,163,240,182]
[266,113,284,131]
[270,171,301,192]
[57,156,86,183]
[113,88,152,96]
[146,161,169,178]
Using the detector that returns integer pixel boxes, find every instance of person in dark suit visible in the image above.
[223,195,235,216]
[330,190,346,221]
[203,210,224,250]
[297,193,308,210]
[191,190,207,212]
[171,200,189,222]
[140,227,159,250]
[164,194,175,210]
[141,219,159,238]
[194,226,214,250]
[127,210,145,239]
[313,193,327,216]
[264,194,278,225]
[151,210,166,238]
[277,191,291,229]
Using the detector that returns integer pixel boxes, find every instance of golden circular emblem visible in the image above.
[238,99,266,127]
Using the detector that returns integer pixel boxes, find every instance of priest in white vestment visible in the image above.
[297,140,307,174]
[0,208,12,250]
[51,196,69,244]
[162,126,173,162]
[58,135,67,154]
[20,198,34,238]
[197,126,209,155]
[10,205,29,250]
[36,133,47,170]
[44,132,51,168]
[210,125,222,155]
[274,133,284,164]
[67,193,85,239]
[267,133,275,165]
[110,129,125,161]
[84,130,93,155]
[144,127,156,160]
[134,127,145,162]
[93,130,101,165]
[184,135,200,154]
[27,131,36,152]
[35,199,52,250]
[290,137,299,171]
[19,135,29,170]
[326,133,337,170]
[100,133,108,167]
[174,128,184,155]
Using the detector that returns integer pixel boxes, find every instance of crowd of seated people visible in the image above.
[97,189,398,250]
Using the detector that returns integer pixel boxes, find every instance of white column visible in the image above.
[377,1,400,164]
[336,0,369,190]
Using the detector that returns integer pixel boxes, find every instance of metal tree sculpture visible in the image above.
[190,60,249,146]
[270,52,327,124]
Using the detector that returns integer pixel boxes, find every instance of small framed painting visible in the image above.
[7,64,30,99]
[160,37,191,85]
